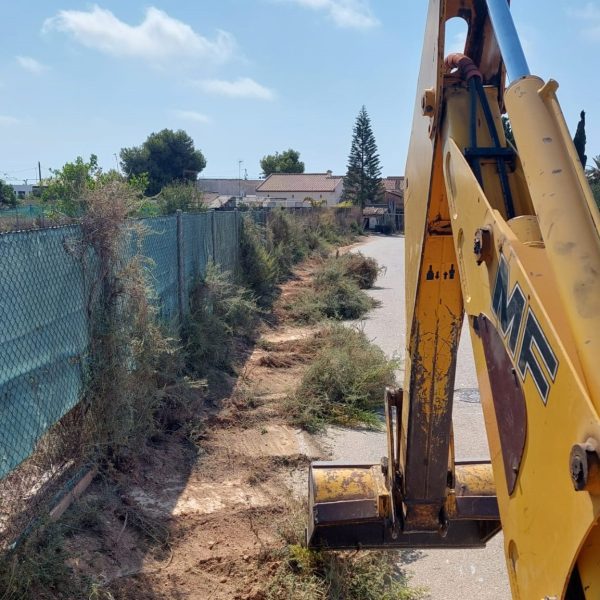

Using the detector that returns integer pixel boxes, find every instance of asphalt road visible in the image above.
[324,234,511,600]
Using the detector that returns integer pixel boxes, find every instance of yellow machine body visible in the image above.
[307,1,600,598]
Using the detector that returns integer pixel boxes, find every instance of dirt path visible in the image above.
[69,323,325,600]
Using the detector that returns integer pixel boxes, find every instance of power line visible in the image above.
[1,166,38,175]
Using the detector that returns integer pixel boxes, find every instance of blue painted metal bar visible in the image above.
[485,0,530,81]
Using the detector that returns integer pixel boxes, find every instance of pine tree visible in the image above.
[342,106,384,208]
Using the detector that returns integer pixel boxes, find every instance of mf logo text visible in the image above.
[491,256,558,404]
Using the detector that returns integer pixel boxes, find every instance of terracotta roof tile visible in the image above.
[256,173,343,193]
[383,176,404,192]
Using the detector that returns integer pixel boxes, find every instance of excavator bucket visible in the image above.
[307,460,501,550]
[307,390,501,550]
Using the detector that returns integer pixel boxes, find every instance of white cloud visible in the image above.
[283,0,378,29]
[43,5,236,65]
[568,2,600,41]
[16,56,47,74]
[170,110,211,124]
[0,115,19,126]
[196,77,275,100]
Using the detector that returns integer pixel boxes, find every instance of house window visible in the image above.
[292,194,294,198]
[319,194,322,199]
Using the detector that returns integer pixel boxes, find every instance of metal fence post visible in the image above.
[176,210,185,322]
[211,211,217,264]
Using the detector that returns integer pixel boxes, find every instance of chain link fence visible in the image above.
[0,206,361,547]
[0,210,256,480]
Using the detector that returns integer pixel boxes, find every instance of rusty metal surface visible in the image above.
[308,460,500,549]
[477,315,526,495]
[308,517,500,551]
[311,463,381,503]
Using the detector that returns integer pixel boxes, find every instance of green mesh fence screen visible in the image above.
[0,226,92,478]
[181,213,214,303]
[0,210,245,479]
[140,216,179,321]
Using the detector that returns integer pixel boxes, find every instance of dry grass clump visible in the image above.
[268,210,312,278]
[264,499,422,600]
[286,324,397,431]
[285,256,378,324]
[183,263,260,376]
[339,252,382,289]
[0,516,82,600]
[77,181,178,466]
[240,216,278,306]
[0,486,171,600]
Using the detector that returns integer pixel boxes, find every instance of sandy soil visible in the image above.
[60,286,329,599]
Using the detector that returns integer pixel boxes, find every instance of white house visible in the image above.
[255,172,344,207]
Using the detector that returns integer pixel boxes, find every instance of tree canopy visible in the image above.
[120,129,206,196]
[0,179,17,208]
[40,154,137,216]
[260,149,305,178]
[342,106,384,208]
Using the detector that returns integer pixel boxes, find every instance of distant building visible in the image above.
[10,184,40,200]
[363,176,405,233]
[199,193,237,210]
[197,178,261,198]
[255,172,343,207]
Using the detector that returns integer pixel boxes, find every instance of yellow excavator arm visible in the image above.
[306,1,600,598]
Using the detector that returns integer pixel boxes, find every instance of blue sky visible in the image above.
[1,1,599,183]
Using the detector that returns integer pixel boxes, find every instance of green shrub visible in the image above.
[157,182,205,215]
[286,325,397,431]
[240,217,278,306]
[286,257,376,323]
[184,263,259,375]
[267,210,310,277]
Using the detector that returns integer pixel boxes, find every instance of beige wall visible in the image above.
[260,183,343,207]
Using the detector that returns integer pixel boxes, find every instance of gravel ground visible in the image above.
[324,234,511,600]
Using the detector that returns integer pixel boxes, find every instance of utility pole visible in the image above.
[38,161,42,186]
[113,153,120,173]
[238,160,243,198]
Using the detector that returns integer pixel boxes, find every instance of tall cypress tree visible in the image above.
[342,106,384,208]
[573,110,587,168]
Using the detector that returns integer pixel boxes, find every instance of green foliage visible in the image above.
[502,115,515,148]
[343,106,384,208]
[260,148,305,177]
[0,179,18,207]
[585,156,600,211]
[286,324,397,431]
[42,154,100,215]
[39,153,141,217]
[120,129,206,196]
[156,182,206,215]
[286,256,376,324]
[184,263,259,375]
[589,180,600,211]
[243,210,360,307]
[573,110,587,168]
[268,210,311,277]
[240,217,278,306]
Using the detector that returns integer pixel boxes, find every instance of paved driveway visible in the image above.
[325,234,511,599]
